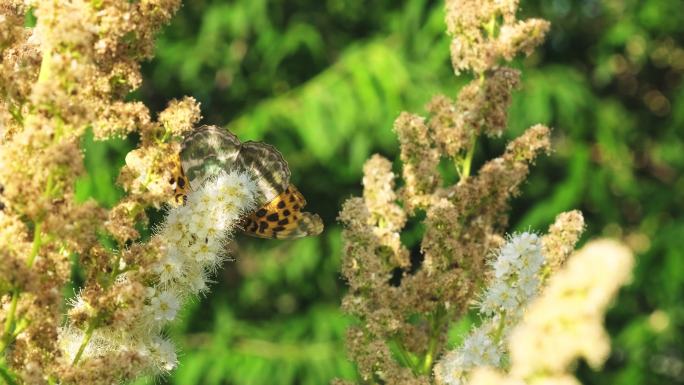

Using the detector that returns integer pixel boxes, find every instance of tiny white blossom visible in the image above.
[498,243,519,267]
[478,286,499,316]
[68,293,89,314]
[163,213,187,244]
[492,248,517,278]
[480,281,518,315]
[149,291,180,321]
[214,208,240,231]
[151,337,178,371]
[186,266,208,294]
[94,39,107,52]
[145,286,156,298]
[205,223,221,239]
[57,327,87,362]
[198,190,214,207]
[441,323,502,385]
[521,247,545,273]
[510,232,539,255]
[517,270,540,298]
[192,239,220,263]
[471,328,501,366]
[187,211,209,237]
[221,185,245,202]
[135,343,151,360]
[154,252,184,284]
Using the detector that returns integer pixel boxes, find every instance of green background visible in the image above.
[75,0,684,384]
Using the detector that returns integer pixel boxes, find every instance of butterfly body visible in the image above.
[176,125,323,239]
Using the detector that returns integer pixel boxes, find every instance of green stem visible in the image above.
[485,16,497,38]
[72,321,96,366]
[493,313,507,343]
[1,220,44,353]
[110,256,121,282]
[8,104,23,126]
[420,307,448,374]
[421,335,439,374]
[11,318,28,338]
[0,291,19,354]
[43,172,55,198]
[3,292,18,338]
[159,127,171,143]
[460,135,477,180]
[392,337,419,374]
[26,222,42,268]
[0,365,18,385]
[37,47,52,84]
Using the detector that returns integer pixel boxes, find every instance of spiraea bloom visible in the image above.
[58,168,260,377]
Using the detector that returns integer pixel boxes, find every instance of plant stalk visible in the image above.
[72,321,97,366]
[461,135,477,180]
[420,307,448,374]
[0,291,19,354]
[26,222,42,268]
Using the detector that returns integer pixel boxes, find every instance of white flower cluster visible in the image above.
[463,239,634,385]
[59,170,257,374]
[508,239,634,378]
[479,232,544,317]
[150,170,257,300]
[438,232,546,385]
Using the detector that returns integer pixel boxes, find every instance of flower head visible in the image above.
[149,291,180,322]
[437,232,547,384]
[150,337,178,371]
[153,251,185,284]
[478,232,545,315]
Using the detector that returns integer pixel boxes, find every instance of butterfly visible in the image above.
[169,125,323,239]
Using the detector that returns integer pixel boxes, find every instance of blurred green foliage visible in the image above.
[77,0,683,383]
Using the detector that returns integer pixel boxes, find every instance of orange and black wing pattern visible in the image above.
[170,153,191,206]
[241,184,323,239]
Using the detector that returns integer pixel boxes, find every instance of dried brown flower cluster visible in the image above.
[335,1,628,385]
[444,0,549,75]
[0,1,213,384]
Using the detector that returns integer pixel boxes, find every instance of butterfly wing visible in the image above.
[169,153,190,206]
[236,141,291,206]
[241,184,324,239]
[180,126,290,207]
[180,125,241,185]
[180,126,323,239]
